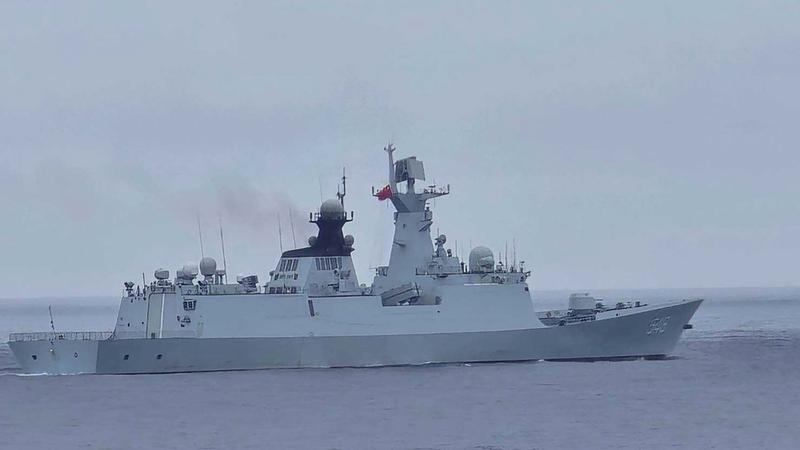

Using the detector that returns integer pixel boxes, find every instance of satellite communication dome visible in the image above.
[182,263,199,278]
[320,199,344,219]
[154,268,169,280]
[468,246,494,272]
[199,257,217,277]
[344,234,355,246]
[308,236,318,246]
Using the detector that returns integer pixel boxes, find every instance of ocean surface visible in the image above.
[1,287,798,450]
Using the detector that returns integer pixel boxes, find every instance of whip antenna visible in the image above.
[197,215,205,258]
[337,167,347,207]
[277,213,284,253]
[219,214,228,283]
[48,305,56,332]
[288,210,297,248]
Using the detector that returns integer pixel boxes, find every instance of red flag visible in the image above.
[376,185,392,201]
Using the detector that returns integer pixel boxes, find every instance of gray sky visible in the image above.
[1,1,798,297]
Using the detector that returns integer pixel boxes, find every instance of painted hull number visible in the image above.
[646,316,671,335]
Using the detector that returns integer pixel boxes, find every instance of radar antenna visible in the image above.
[337,167,347,207]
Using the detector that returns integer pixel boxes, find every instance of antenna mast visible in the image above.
[384,143,396,194]
[48,305,56,332]
[277,213,284,253]
[288,210,297,248]
[513,238,517,270]
[219,214,228,283]
[197,215,205,258]
[337,167,347,207]
[505,241,508,271]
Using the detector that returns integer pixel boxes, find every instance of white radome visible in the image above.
[468,246,495,272]
[320,199,344,218]
[182,263,199,278]
[199,257,217,277]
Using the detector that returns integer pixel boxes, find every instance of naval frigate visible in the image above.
[8,146,702,374]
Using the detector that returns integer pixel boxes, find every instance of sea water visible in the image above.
[1,287,798,450]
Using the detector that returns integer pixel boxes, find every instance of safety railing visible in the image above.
[8,331,113,342]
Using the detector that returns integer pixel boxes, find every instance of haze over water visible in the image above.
[1,1,798,449]
[2,287,799,449]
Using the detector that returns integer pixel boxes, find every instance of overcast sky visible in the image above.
[0,1,798,298]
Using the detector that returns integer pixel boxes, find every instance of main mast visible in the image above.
[373,144,449,293]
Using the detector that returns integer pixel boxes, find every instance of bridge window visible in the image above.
[315,257,343,271]
[278,258,299,272]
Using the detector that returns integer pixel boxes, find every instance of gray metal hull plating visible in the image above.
[9,299,701,375]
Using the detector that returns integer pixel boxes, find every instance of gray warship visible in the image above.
[8,146,702,374]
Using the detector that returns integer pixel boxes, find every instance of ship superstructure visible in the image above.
[8,146,702,374]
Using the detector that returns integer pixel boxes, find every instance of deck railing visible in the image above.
[8,331,113,342]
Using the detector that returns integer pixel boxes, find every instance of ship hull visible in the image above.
[9,299,701,375]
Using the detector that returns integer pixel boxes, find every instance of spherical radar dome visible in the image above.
[199,257,217,277]
[468,246,494,272]
[320,199,344,219]
[182,263,199,278]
